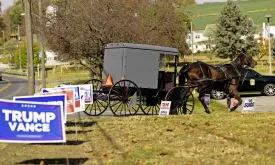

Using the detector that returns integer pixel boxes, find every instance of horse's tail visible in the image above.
[179,63,190,86]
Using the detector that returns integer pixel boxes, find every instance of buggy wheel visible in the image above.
[108,80,142,116]
[140,96,161,115]
[165,86,195,115]
[83,79,108,116]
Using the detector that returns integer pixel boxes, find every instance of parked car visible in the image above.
[211,68,275,99]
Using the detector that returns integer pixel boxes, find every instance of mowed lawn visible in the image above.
[185,0,275,30]
[1,111,275,165]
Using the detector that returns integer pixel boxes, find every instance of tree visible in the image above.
[13,41,41,69]
[257,33,268,60]
[9,0,24,32]
[33,0,191,77]
[174,0,196,7]
[0,17,6,46]
[215,0,259,61]
[0,17,5,33]
[4,39,18,66]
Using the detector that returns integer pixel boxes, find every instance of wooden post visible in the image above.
[24,0,35,95]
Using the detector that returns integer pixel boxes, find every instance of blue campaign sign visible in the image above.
[13,94,67,123]
[0,99,66,143]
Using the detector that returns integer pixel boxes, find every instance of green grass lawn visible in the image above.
[184,0,275,30]
[1,112,275,165]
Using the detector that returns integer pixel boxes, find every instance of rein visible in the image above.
[230,62,241,77]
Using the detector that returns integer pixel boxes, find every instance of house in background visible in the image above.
[186,24,217,53]
[45,51,67,66]
[186,22,275,53]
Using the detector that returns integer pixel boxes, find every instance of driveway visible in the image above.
[216,94,275,112]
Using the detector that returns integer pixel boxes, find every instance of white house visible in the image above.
[45,51,66,66]
[186,22,274,53]
[186,27,215,53]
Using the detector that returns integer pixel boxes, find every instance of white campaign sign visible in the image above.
[159,101,171,116]
[242,98,255,113]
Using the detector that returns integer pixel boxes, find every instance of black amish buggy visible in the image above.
[84,43,195,116]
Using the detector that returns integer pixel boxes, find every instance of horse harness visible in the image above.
[195,61,241,85]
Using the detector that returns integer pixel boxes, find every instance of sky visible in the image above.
[1,0,14,12]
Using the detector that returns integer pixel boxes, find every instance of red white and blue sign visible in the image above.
[42,86,83,112]
[0,99,66,143]
[13,94,67,123]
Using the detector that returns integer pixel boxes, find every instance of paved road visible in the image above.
[216,94,275,112]
[0,75,28,100]
[1,75,274,115]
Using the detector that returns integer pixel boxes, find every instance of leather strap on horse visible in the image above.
[197,61,207,79]
[218,66,228,79]
[240,70,249,87]
[231,62,241,77]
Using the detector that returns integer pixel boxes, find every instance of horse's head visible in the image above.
[237,48,257,68]
[244,55,257,68]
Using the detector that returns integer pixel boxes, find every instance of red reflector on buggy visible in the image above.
[104,74,114,87]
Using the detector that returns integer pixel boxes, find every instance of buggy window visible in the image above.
[159,53,175,72]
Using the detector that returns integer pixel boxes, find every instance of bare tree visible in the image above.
[33,0,191,77]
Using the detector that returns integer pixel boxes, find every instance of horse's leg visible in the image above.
[187,80,194,94]
[229,88,242,112]
[226,94,231,112]
[197,86,211,114]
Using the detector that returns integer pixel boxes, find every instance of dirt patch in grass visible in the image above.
[1,112,275,165]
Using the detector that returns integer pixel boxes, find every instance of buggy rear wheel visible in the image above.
[165,86,194,115]
[83,79,109,116]
[108,80,142,116]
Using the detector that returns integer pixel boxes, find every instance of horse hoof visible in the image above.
[230,108,236,112]
[205,111,211,114]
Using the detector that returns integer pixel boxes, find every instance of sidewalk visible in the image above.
[216,96,275,112]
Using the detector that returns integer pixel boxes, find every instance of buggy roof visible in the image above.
[105,43,178,55]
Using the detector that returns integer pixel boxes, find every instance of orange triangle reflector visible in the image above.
[104,74,114,87]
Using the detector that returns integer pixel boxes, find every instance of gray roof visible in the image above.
[105,43,178,55]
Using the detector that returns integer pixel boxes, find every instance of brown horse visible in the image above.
[179,51,257,114]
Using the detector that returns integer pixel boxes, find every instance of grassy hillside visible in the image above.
[184,0,275,30]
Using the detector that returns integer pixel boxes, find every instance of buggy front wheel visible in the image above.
[83,79,109,116]
[108,80,142,116]
[165,86,194,115]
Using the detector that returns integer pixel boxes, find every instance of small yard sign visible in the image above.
[159,101,171,116]
[242,98,255,113]
[204,94,210,107]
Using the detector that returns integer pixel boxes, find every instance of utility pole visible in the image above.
[265,15,272,75]
[18,25,22,71]
[24,0,35,95]
[39,0,46,88]
[191,21,194,63]
[2,31,4,55]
